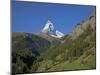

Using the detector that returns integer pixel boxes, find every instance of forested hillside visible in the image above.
[12,32,51,74]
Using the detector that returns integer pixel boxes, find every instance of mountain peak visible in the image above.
[42,20,64,39]
[42,20,54,33]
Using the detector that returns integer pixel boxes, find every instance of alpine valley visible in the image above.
[12,11,96,74]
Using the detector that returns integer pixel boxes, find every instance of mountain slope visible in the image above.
[69,11,96,40]
[35,11,96,72]
[12,32,51,74]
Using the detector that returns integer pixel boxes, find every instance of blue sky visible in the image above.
[12,1,95,34]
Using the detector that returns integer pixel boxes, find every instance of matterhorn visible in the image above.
[42,20,64,39]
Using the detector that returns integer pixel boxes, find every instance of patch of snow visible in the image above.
[56,30,64,38]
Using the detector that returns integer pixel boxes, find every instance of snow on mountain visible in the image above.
[42,20,54,34]
[56,30,64,38]
[42,20,64,39]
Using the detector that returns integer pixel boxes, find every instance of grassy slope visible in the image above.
[36,36,96,72]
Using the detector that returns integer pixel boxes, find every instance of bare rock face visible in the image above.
[69,10,96,40]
